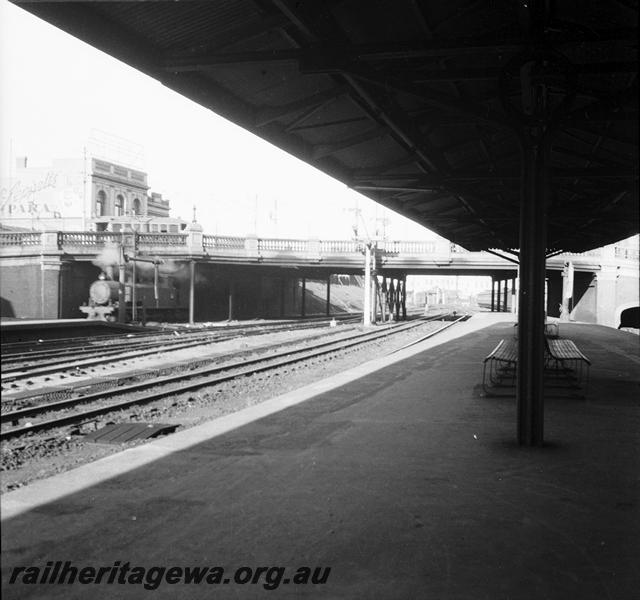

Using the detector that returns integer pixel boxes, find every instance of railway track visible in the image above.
[1,314,362,358]
[1,315,362,377]
[1,314,467,440]
[2,324,369,409]
[1,313,362,356]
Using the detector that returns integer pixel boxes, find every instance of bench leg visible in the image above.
[483,359,517,395]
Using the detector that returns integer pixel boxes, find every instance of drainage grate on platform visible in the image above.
[84,422,178,444]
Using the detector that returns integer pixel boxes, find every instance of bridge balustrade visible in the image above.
[203,235,245,250]
[136,233,187,246]
[319,240,360,253]
[378,240,437,254]
[0,232,42,246]
[58,231,122,247]
[561,249,602,258]
[258,238,308,252]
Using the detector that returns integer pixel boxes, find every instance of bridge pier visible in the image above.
[595,266,618,328]
[228,278,235,321]
[279,278,286,318]
[40,259,63,319]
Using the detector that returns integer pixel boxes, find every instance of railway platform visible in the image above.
[1,314,638,599]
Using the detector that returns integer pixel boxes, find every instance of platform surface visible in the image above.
[1,317,638,599]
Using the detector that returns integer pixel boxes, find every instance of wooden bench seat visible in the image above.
[545,339,591,389]
[482,339,518,392]
[483,337,590,395]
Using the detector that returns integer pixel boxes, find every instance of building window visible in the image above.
[150,224,159,232]
[96,190,106,217]
[169,224,178,233]
[115,194,124,216]
[132,198,141,216]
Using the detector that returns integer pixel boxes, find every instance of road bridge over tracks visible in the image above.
[1,230,637,327]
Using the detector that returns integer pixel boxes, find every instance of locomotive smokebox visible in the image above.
[89,279,120,305]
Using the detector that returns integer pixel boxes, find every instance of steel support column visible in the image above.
[118,248,126,324]
[326,275,331,316]
[188,260,195,325]
[372,277,379,324]
[381,277,387,322]
[517,138,549,446]
[503,279,509,312]
[228,278,235,321]
[131,260,137,322]
[387,278,395,321]
[491,279,496,312]
[401,275,407,320]
[301,277,306,317]
[371,270,378,325]
[363,244,371,326]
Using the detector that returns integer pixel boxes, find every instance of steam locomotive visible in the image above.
[80,275,187,322]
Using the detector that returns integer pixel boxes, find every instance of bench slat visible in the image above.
[547,339,591,364]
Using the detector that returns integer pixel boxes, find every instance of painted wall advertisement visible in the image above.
[0,159,88,230]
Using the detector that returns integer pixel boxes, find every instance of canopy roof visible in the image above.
[13,0,638,251]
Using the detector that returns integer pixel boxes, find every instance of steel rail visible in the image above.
[0,315,458,440]
[389,314,468,352]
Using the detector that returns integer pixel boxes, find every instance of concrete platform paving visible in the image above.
[1,315,638,599]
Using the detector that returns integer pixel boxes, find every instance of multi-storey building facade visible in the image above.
[90,159,183,232]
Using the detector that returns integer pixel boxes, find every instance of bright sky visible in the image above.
[0,1,440,241]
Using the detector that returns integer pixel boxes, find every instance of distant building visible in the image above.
[0,156,185,232]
